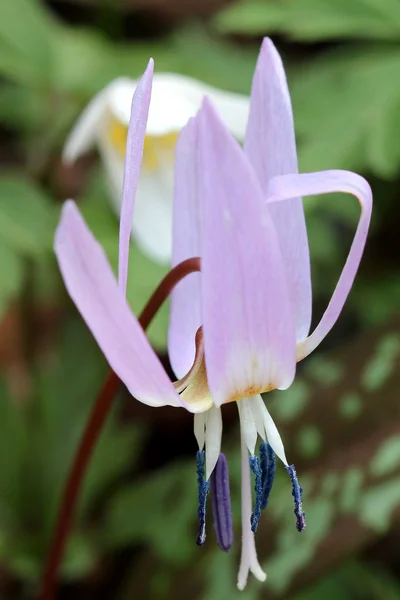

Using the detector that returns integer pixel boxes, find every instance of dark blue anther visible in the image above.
[260,441,276,510]
[196,450,209,546]
[211,453,233,551]
[249,455,263,533]
[285,464,306,532]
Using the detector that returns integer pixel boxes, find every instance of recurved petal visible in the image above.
[118,59,154,296]
[168,119,202,378]
[244,38,311,342]
[197,99,296,408]
[54,200,187,410]
[267,170,372,360]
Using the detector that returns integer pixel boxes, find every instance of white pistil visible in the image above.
[238,394,288,467]
[248,394,267,441]
[237,433,267,590]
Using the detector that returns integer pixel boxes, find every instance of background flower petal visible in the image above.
[267,170,373,360]
[197,99,296,408]
[244,38,312,342]
[63,87,109,163]
[144,73,250,138]
[168,119,202,378]
[55,201,186,409]
[118,59,154,296]
[131,168,174,264]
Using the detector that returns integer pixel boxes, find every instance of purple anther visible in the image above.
[211,453,233,551]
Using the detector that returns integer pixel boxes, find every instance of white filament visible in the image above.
[237,398,258,455]
[193,412,206,450]
[205,405,223,480]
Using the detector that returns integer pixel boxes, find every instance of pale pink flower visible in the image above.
[55,39,372,590]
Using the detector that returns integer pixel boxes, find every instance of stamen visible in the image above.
[260,441,276,510]
[211,453,233,551]
[196,450,210,546]
[285,465,306,532]
[249,455,262,533]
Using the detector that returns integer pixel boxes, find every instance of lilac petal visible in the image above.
[55,200,191,410]
[168,119,202,378]
[197,99,296,408]
[244,38,311,342]
[118,59,154,297]
[267,170,372,360]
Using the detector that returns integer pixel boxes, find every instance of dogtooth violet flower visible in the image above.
[63,71,249,265]
[54,39,372,590]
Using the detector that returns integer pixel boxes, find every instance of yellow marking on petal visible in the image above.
[226,383,276,404]
[173,328,276,410]
[180,354,214,412]
[108,114,178,173]
[108,117,128,157]
[174,329,213,412]
[143,131,178,172]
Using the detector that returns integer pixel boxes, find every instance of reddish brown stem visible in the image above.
[41,257,200,600]
[139,257,200,330]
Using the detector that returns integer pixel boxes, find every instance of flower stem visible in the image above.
[41,257,200,600]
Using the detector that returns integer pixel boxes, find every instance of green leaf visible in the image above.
[0,379,28,532]
[78,418,144,523]
[52,27,162,97]
[352,275,400,327]
[61,534,97,580]
[103,462,197,564]
[295,560,400,600]
[34,318,108,532]
[291,45,400,177]
[53,26,255,101]
[0,531,97,583]
[0,175,57,256]
[213,0,287,35]
[214,0,400,40]
[0,239,24,319]
[163,28,257,94]
[0,0,55,85]
[0,84,46,132]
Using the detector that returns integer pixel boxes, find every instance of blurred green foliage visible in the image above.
[215,1,400,178]
[0,317,143,586]
[0,0,399,598]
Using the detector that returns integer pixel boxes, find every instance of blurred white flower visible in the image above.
[64,74,250,264]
